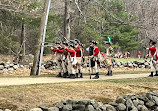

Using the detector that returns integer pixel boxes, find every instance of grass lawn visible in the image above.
[0,77,157,110]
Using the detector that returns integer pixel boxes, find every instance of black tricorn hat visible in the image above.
[89,40,94,43]
[149,39,157,45]
[74,39,80,44]
[69,44,75,48]
[92,40,98,45]
[79,43,85,47]
[55,41,60,44]
[62,42,69,46]
[105,41,111,45]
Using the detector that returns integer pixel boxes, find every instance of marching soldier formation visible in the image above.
[51,39,114,79]
[51,38,158,79]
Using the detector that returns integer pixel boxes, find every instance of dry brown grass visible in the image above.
[0,78,157,110]
[0,67,150,77]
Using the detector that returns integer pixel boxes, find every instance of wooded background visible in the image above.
[0,0,158,58]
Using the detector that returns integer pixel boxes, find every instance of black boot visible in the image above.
[109,71,113,76]
[80,73,83,78]
[56,72,62,77]
[148,72,154,77]
[106,71,110,76]
[92,72,99,79]
[76,73,78,78]
[154,71,158,76]
[63,71,68,78]
[70,74,76,79]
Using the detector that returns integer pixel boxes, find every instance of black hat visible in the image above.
[149,39,157,45]
[69,40,75,44]
[79,43,85,47]
[62,42,69,46]
[70,44,75,48]
[89,40,93,43]
[74,39,80,44]
[105,41,111,45]
[55,41,60,44]
[92,40,98,45]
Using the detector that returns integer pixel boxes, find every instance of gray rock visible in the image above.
[133,99,144,107]
[78,100,90,105]
[39,105,49,111]
[65,100,73,105]
[4,109,11,111]
[117,103,126,111]
[55,102,64,109]
[8,68,14,71]
[72,104,85,110]
[126,99,134,109]
[90,100,99,109]
[145,100,155,108]
[146,93,153,100]
[98,102,103,108]
[48,107,59,111]
[0,65,4,70]
[153,96,158,105]
[10,63,14,67]
[131,106,138,111]
[137,94,149,102]
[100,105,106,111]
[104,104,116,111]
[4,64,10,68]
[13,65,19,70]
[30,108,42,111]
[123,94,136,100]
[155,107,158,111]
[19,65,24,68]
[0,61,5,65]
[87,105,95,111]
[3,68,8,71]
[137,105,148,111]
[116,96,126,104]
[62,105,72,111]
[108,102,118,107]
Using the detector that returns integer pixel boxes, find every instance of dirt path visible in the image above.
[0,73,149,86]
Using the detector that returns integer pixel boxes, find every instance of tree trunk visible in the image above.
[20,23,26,63]
[64,0,71,40]
[30,0,49,76]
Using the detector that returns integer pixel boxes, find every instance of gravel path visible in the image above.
[0,73,149,86]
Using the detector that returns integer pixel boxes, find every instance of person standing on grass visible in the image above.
[138,51,141,59]
[105,42,114,76]
[88,40,100,79]
[144,40,158,77]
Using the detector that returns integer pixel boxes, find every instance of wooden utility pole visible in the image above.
[30,0,51,76]
[64,0,71,40]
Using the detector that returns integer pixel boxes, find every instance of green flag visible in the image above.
[108,35,112,43]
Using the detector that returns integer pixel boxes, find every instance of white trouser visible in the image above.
[150,60,158,72]
[61,55,68,73]
[76,57,82,73]
[67,58,76,74]
[57,60,62,73]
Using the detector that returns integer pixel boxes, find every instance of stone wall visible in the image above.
[28,92,158,111]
